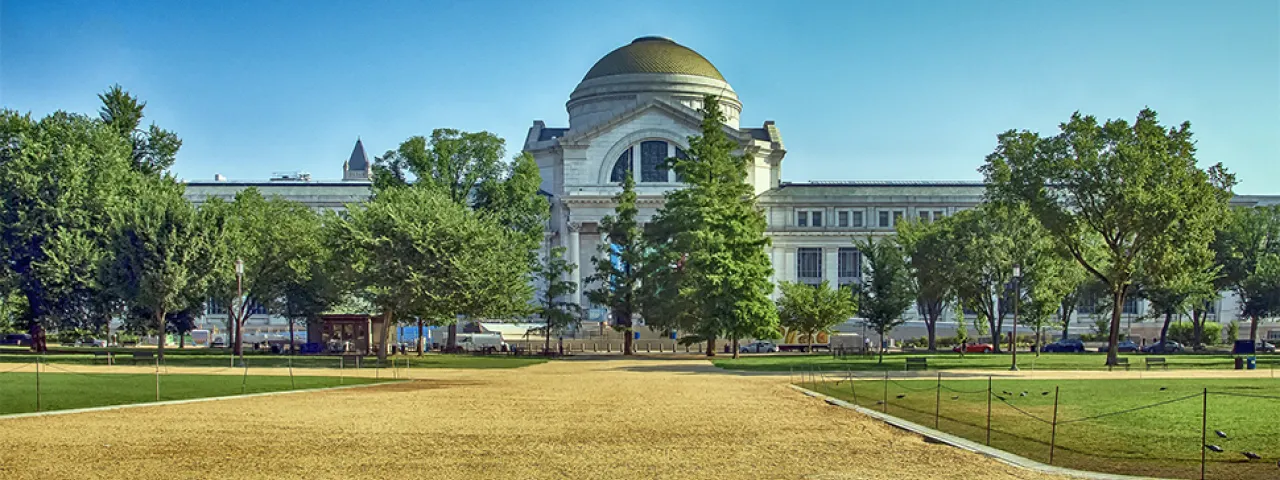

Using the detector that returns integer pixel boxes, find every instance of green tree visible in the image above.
[586,176,644,355]
[0,110,139,332]
[277,209,338,354]
[897,218,953,351]
[941,205,1042,353]
[1212,206,1280,342]
[534,247,581,354]
[104,179,211,358]
[97,85,182,175]
[644,95,779,358]
[1018,241,1082,354]
[201,190,319,356]
[983,109,1233,365]
[331,187,530,361]
[777,281,857,352]
[853,237,916,363]
[475,152,549,264]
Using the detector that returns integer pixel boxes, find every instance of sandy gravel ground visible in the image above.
[0,359,1068,480]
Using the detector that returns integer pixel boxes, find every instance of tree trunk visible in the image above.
[732,337,740,359]
[1159,311,1174,345]
[987,311,1002,354]
[179,329,185,349]
[416,319,425,356]
[545,318,553,355]
[705,336,716,357]
[447,323,458,352]
[624,328,634,356]
[377,311,393,362]
[233,312,245,357]
[1191,309,1204,349]
[1250,315,1259,343]
[154,310,166,359]
[289,319,295,355]
[1061,313,1071,341]
[1105,287,1124,366]
[925,315,938,352]
[878,331,885,363]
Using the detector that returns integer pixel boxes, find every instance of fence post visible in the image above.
[986,375,993,446]
[35,358,41,412]
[154,355,160,402]
[1049,386,1059,464]
[882,369,889,413]
[241,357,249,394]
[935,372,942,428]
[849,368,858,404]
[288,356,295,389]
[339,356,344,385]
[1201,388,1207,480]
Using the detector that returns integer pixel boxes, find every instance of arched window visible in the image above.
[608,140,687,184]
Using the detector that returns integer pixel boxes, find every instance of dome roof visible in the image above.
[582,36,725,82]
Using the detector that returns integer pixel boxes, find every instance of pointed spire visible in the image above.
[347,139,369,171]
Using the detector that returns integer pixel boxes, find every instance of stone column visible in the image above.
[824,247,839,286]
[568,222,582,306]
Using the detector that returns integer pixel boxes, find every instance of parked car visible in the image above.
[740,341,779,353]
[0,333,32,346]
[1142,341,1183,354]
[953,343,994,354]
[1042,339,1086,353]
[73,337,107,348]
[1097,340,1140,353]
[1256,341,1277,353]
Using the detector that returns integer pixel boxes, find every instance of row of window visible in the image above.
[794,209,947,228]
[609,141,688,184]
[206,298,269,316]
[795,247,862,284]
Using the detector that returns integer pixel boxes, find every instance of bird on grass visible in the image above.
[951,396,960,400]
[1243,452,1261,461]
[1041,392,1050,396]
[1002,391,1013,396]
[1159,387,1168,391]
[1019,392,1027,397]
[1215,430,1228,439]
[1206,445,1223,453]
[896,394,906,399]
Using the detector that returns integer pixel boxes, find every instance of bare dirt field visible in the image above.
[0,358,1066,480]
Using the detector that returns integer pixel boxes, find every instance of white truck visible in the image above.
[454,333,508,353]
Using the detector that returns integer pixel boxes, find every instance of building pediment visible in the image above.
[555,97,748,148]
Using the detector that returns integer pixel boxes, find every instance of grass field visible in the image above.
[716,351,1280,372]
[0,349,548,369]
[808,377,1280,480]
[0,370,388,415]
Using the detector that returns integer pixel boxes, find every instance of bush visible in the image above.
[1167,321,1222,347]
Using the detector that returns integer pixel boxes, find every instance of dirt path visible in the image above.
[0,359,1065,480]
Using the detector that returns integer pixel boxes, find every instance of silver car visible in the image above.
[740,341,779,353]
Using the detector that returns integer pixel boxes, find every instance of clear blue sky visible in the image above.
[3,1,1277,193]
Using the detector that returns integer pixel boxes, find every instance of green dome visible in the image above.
[582,37,726,82]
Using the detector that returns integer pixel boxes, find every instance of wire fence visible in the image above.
[792,366,1280,480]
[0,355,414,416]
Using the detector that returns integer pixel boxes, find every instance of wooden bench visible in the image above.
[905,358,928,371]
[131,351,155,365]
[92,351,114,365]
[1108,357,1130,371]
[1146,357,1168,370]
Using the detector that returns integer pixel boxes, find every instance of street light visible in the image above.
[233,259,244,364]
[1010,264,1021,371]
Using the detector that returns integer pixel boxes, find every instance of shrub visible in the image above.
[1167,321,1221,346]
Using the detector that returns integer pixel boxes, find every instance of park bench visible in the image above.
[1146,357,1168,370]
[1108,357,1130,371]
[92,351,114,365]
[131,351,155,365]
[905,358,928,371]
[340,354,362,368]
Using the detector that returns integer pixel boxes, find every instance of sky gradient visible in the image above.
[2,1,1277,193]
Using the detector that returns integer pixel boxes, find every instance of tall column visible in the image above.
[824,247,839,286]
[568,222,582,306]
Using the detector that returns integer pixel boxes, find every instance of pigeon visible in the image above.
[1243,452,1261,461]
[1206,445,1223,453]
[1215,430,1228,439]
[1019,392,1027,397]
[1003,391,1013,395]
[1042,392,1050,396]
[1159,387,1168,391]
[951,396,960,400]
[875,401,884,405]
[896,394,906,399]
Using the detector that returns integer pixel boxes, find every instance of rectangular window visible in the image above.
[797,248,823,284]
[797,211,808,227]
[811,211,823,227]
[837,211,849,227]
[838,248,861,280]
[878,211,890,228]
[934,210,945,220]
[918,211,931,223]
[851,211,864,227]
[1122,296,1138,315]
[640,141,669,182]
[892,211,904,225]
[1076,297,1097,314]
[1269,330,1280,341]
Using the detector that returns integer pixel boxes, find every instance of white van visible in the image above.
[455,333,507,353]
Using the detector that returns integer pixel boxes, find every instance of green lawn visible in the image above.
[716,352,1280,372]
[0,371,389,415]
[808,377,1280,480]
[0,349,548,369]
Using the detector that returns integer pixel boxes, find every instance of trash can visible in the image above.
[1246,356,1257,370]
[1234,356,1244,370]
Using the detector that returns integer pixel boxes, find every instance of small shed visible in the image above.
[308,314,395,355]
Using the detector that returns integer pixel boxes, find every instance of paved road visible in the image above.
[0,359,1065,479]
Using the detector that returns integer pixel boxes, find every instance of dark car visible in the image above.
[0,333,33,346]
[1142,341,1183,354]
[1042,339,1085,353]
[1256,341,1277,353]
[1097,340,1141,353]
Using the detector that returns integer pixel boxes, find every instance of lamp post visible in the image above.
[234,259,243,360]
[1010,264,1021,371]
